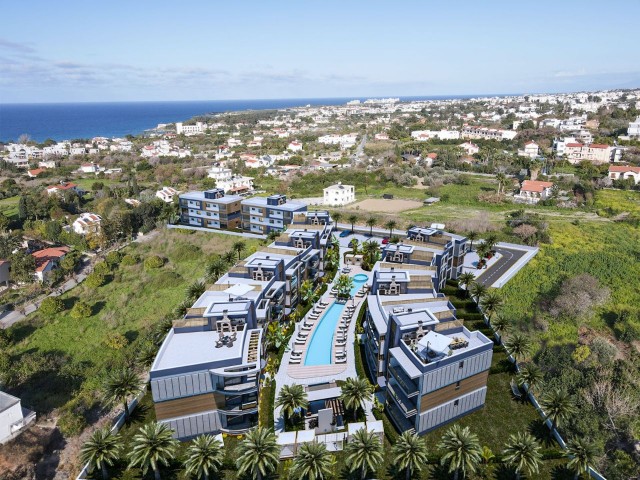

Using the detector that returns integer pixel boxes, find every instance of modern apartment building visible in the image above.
[241,194,307,234]
[179,189,243,230]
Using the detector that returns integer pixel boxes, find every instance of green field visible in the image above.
[0,195,19,220]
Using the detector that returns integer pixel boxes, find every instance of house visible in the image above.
[461,125,517,141]
[179,189,243,230]
[514,180,554,204]
[518,141,539,159]
[73,213,102,235]
[45,182,81,196]
[175,122,206,135]
[287,141,303,152]
[79,162,100,174]
[459,142,479,156]
[208,167,254,194]
[323,183,355,207]
[564,143,613,164]
[0,391,35,444]
[124,198,141,207]
[374,133,389,141]
[156,187,181,203]
[38,160,58,169]
[27,168,45,178]
[0,260,9,287]
[31,246,70,282]
[609,165,640,184]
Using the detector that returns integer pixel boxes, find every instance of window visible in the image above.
[459,361,464,369]
[454,399,459,407]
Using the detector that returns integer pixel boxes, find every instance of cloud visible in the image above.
[0,37,36,54]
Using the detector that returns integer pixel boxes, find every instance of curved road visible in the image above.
[475,246,527,287]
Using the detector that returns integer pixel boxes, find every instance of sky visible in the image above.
[1,0,639,103]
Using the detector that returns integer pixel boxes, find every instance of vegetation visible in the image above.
[437,425,482,480]
[344,428,384,480]
[128,422,179,480]
[235,427,279,480]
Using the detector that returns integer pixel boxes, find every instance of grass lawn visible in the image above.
[0,195,19,219]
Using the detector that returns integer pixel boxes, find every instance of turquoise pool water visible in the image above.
[304,274,368,366]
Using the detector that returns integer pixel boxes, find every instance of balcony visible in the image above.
[386,400,415,434]
[388,363,419,398]
[387,379,418,417]
[218,379,258,393]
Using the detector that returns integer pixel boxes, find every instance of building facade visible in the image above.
[241,195,307,235]
[179,189,243,230]
[513,180,554,204]
[564,143,613,164]
[323,183,355,206]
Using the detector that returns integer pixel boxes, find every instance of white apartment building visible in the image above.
[176,122,207,135]
[156,187,181,203]
[517,141,540,159]
[461,125,517,141]
[208,168,254,195]
[323,183,355,206]
[564,143,613,164]
[411,130,460,141]
[287,141,303,152]
[628,116,640,138]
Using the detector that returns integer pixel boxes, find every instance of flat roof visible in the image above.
[206,300,252,316]
[242,196,306,211]
[180,191,243,203]
[0,391,20,412]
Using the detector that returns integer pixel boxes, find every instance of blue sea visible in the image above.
[0,96,484,143]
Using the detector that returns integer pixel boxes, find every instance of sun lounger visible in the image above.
[336,357,347,364]
[290,357,301,364]
[301,325,312,332]
[291,350,302,357]
[295,339,306,345]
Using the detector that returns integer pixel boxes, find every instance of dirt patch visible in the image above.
[0,423,64,480]
[348,198,423,213]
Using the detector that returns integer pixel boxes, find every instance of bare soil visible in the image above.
[348,198,423,213]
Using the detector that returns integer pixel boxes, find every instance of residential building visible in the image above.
[27,168,45,178]
[564,143,613,164]
[176,122,207,135]
[45,182,81,196]
[241,195,307,234]
[208,167,254,195]
[517,141,539,159]
[31,246,70,282]
[411,130,460,141]
[323,183,355,206]
[0,391,35,444]
[287,141,303,152]
[179,189,243,230]
[461,125,517,141]
[156,187,181,203]
[627,116,640,138]
[458,142,479,156]
[79,162,100,173]
[514,180,554,204]
[73,213,102,235]
[609,165,640,184]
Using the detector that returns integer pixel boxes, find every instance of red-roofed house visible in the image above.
[514,180,554,204]
[46,182,81,196]
[73,212,102,235]
[32,246,70,282]
[27,168,45,178]
[609,165,640,184]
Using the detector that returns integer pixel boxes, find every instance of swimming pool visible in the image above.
[304,274,368,366]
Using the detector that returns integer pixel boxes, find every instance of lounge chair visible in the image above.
[291,350,302,357]
[295,339,306,345]
[290,357,301,364]
[298,332,309,338]
[301,325,312,331]
[336,339,347,346]
[336,357,347,364]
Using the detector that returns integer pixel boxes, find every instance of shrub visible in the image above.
[40,297,65,316]
[93,261,110,275]
[70,301,92,319]
[121,254,138,266]
[144,255,164,270]
[105,250,122,267]
[85,272,106,289]
[58,409,86,436]
[104,332,128,350]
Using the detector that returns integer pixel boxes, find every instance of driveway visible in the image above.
[474,246,528,287]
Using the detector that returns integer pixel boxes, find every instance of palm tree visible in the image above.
[275,383,309,428]
[345,428,384,480]
[183,434,224,480]
[223,250,236,265]
[480,289,503,324]
[517,363,544,394]
[300,279,315,305]
[476,242,490,261]
[496,172,508,194]
[186,280,206,301]
[129,422,179,480]
[438,425,482,480]
[206,257,227,282]
[392,431,429,480]
[102,367,143,420]
[468,281,488,304]
[491,316,511,344]
[467,231,478,252]
[384,219,398,238]
[362,240,381,269]
[457,272,475,297]
[566,437,598,480]
[347,214,358,233]
[291,442,334,480]
[235,427,279,480]
[366,216,377,236]
[502,432,542,480]
[484,234,498,253]
[335,274,354,299]
[232,240,246,260]
[348,238,361,255]
[137,341,158,367]
[80,428,121,480]
[339,377,372,420]
[332,211,342,229]
[504,333,531,363]
[540,388,577,432]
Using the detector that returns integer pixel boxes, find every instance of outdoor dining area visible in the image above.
[214,319,238,348]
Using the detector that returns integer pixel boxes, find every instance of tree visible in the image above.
[332,211,342,228]
[348,238,360,255]
[299,279,315,305]
[384,219,398,238]
[103,367,143,420]
[335,274,354,299]
[457,272,475,297]
[438,424,482,480]
[502,432,542,480]
[0,213,10,232]
[392,431,429,480]
[40,296,65,316]
[491,316,511,343]
[223,250,236,265]
[483,234,498,252]
[496,172,508,194]
[235,427,280,480]
[339,377,372,420]
[18,195,28,221]
[479,289,503,324]
[275,383,308,428]
[183,434,224,480]
[8,251,36,283]
[566,438,597,480]
[186,280,206,301]
[205,257,227,282]
[80,428,122,480]
[365,216,377,236]
[540,388,577,432]
[291,442,334,480]
[347,214,358,233]
[129,422,179,480]
[70,301,92,319]
[468,282,488,304]
[517,363,543,393]
[467,231,478,251]
[232,240,246,260]
[345,428,384,480]
[361,240,381,270]
[504,333,531,363]
[475,242,490,260]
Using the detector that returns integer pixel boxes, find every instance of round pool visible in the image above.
[353,274,368,282]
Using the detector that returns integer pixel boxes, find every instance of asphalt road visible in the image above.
[475,246,527,287]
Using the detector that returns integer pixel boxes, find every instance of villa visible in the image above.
[156,186,181,203]
[72,212,102,236]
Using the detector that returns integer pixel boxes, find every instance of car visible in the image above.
[339,230,352,238]
[382,237,389,244]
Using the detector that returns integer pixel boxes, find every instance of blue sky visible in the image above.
[1,0,639,103]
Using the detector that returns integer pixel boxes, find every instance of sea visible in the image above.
[0,95,485,143]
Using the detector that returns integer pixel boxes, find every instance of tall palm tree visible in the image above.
[480,289,503,324]
[232,240,246,260]
[504,333,531,363]
[457,272,475,297]
[335,274,354,298]
[491,316,511,344]
[102,367,143,420]
[235,427,280,480]
[468,282,488,304]
[484,234,498,253]
[362,240,381,269]
[345,428,384,480]
[183,434,224,480]
[347,214,358,233]
[291,442,334,480]
[366,216,377,236]
[384,219,398,238]
[392,431,429,480]
[339,377,373,420]
[466,231,478,252]
[80,428,121,480]
[332,211,342,229]
[348,238,361,255]
[540,388,577,432]
[566,437,598,480]
[129,422,179,480]
[502,432,542,480]
[223,250,236,265]
[475,242,490,261]
[275,383,309,428]
[438,424,482,480]
[496,172,508,194]
[206,257,227,282]
[516,363,544,394]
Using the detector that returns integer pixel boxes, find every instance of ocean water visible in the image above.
[0,95,483,143]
